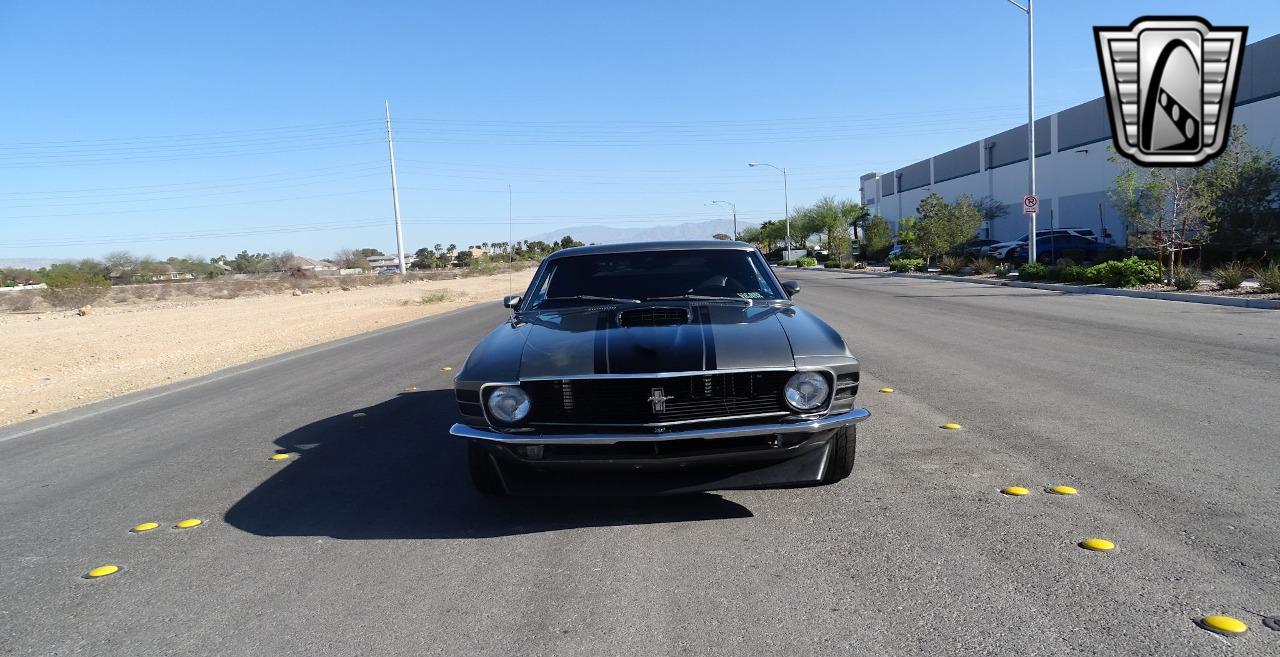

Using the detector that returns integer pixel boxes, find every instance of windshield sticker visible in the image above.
[737,292,763,298]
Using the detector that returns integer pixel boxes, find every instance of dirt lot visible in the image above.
[0,270,533,427]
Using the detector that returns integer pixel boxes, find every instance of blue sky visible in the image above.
[2,1,1276,261]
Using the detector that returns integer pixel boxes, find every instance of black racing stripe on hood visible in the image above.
[598,305,710,374]
[698,305,717,370]
[593,310,610,374]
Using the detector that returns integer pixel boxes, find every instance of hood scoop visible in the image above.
[618,306,690,328]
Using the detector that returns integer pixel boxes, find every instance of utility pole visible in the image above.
[385,100,407,274]
[748,162,790,252]
[508,184,513,293]
[1007,0,1037,263]
[709,200,738,240]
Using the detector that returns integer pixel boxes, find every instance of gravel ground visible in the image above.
[0,270,532,427]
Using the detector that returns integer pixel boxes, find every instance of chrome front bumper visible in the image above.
[449,407,870,446]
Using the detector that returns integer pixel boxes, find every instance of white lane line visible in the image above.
[0,305,482,444]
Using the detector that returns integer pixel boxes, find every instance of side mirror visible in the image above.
[781,281,800,297]
[502,294,522,309]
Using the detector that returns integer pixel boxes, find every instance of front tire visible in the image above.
[467,442,507,496]
[821,425,857,484]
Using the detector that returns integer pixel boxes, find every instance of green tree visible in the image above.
[712,233,732,240]
[359,248,384,258]
[1109,149,1216,274]
[1200,127,1280,260]
[454,250,474,266]
[863,215,894,261]
[40,263,111,309]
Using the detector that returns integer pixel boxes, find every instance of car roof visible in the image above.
[544,240,757,260]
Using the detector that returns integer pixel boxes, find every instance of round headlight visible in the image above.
[487,385,531,423]
[784,371,829,411]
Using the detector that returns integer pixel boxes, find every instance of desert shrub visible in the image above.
[796,257,818,268]
[0,290,39,312]
[1017,262,1050,281]
[1210,262,1248,290]
[939,255,967,275]
[41,267,111,309]
[1254,263,1280,293]
[994,263,1013,278]
[1060,265,1089,283]
[404,289,457,305]
[1084,257,1162,288]
[970,257,997,275]
[888,258,925,273]
[1171,266,1201,291]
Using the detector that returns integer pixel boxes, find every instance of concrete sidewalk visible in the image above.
[792,266,1280,310]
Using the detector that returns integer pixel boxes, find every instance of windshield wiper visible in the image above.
[542,295,642,304]
[643,294,755,304]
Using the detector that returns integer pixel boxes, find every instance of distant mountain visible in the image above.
[0,257,58,269]
[527,218,757,245]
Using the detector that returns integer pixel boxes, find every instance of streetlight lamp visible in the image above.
[709,200,738,240]
[1006,0,1037,264]
[747,162,790,252]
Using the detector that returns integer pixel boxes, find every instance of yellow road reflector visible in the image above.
[941,423,962,430]
[352,412,366,418]
[1200,615,1248,635]
[1048,485,1078,495]
[440,366,453,372]
[85,565,120,579]
[878,387,894,393]
[1001,486,1030,496]
[175,518,203,529]
[1079,537,1115,552]
[269,453,290,461]
[130,522,159,533]
[404,385,417,392]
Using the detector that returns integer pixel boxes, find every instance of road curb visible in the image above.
[794,267,1280,310]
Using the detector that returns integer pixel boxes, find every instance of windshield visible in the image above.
[524,249,783,309]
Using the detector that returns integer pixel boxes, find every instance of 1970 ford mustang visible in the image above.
[449,240,869,495]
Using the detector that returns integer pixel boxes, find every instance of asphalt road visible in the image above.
[2,271,1279,656]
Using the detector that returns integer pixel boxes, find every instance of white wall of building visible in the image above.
[861,31,1280,248]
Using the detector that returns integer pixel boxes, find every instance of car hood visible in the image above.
[515,303,796,377]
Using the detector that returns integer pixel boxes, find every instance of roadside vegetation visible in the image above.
[731,128,1279,299]
[0,236,581,314]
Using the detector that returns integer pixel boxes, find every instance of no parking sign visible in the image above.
[1022,194,1039,214]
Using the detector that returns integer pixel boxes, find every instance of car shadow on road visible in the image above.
[223,389,753,540]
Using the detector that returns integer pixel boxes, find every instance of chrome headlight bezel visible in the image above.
[486,385,532,424]
[783,371,831,412]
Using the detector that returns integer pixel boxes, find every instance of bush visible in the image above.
[1060,265,1089,283]
[1084,257,1162,288]
[970,257,997,275]
[888,258,926,273]
[1171,266,1201,291]
[939,255,967,275]
[40,267,111,309]
[1255,263,1280,293]
[1017,262,1050,281]
[994,263,1013,278]
[1210,262,1248,290]
[796,257,818,268]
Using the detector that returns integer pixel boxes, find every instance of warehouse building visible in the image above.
[859,32,1280,245]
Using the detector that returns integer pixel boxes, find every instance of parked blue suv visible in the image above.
[1010,234,1104,263]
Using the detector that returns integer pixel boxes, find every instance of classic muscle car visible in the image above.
[449,241,870,495]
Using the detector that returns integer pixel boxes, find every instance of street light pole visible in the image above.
[709,200,738,240]
[748,162,790,251]
[1007,0,1037,264]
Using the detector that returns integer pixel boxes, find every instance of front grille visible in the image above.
[519,371,796,427]
[618,307,690,327]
